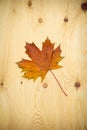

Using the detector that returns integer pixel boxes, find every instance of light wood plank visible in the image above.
[0,0,87,130]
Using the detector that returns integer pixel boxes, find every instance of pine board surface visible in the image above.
[0,0,87,130]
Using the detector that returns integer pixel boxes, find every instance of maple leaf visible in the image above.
[17,38,67,96]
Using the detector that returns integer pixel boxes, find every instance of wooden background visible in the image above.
[0,0,87,130]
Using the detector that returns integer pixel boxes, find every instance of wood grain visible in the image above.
[0,0,87,130]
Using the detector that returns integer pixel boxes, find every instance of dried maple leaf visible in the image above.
[17,38,67,96]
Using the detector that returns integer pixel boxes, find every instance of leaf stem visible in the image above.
[50,70,67,96]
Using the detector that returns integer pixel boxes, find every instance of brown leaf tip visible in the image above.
[43,37,54,49]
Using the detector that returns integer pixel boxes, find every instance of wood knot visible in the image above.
[13,9,15,13]
[27,0,32,7]
[43,83,48,88]
[38,18,43,23]
[64,17,68,23]
[20,81,23,84]
[75,82,80,88]
[81,3,87,12]
[0,82,4,86]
